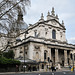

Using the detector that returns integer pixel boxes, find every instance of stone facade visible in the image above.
[11,7,75,71]
[0,33,8,51]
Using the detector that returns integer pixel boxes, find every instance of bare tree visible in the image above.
[0,0,31,51]
[0,0,30,34]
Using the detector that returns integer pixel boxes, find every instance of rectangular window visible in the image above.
[44,52,46,60]
[35,31,37,37]
[52,30,56,39]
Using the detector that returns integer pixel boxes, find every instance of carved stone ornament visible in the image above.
[35,46,40,49]
[25,46,28,50]
[49,26,51,29]
[39,24,45,27]
[57,29,60,31]
[51,21,56,25]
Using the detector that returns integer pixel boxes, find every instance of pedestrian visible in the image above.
[16,65,18,72]
[54,66,56,71]
[51,66,54,72]
[69,65,72,70]
[28,65,31,72]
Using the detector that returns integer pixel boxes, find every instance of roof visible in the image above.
[26,18,66,32]
[16,57,39,64]
[19,59,39,64]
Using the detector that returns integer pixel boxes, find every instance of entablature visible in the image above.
[11,36,75,50]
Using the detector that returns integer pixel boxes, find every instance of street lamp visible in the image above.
[71,53,75,72]
[48,57,52,71]
[24,30,28,72]
[72,53,75,72]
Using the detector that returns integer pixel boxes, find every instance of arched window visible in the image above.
[42,64,44,69]
[44,50,47,60]
[52,30,56,39]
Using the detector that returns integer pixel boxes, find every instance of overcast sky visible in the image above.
[0,0,75,44]
[24,0,75,44]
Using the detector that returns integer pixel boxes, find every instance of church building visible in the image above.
[11,7,75,71]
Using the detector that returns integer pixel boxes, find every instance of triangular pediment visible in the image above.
[45,19,65,30]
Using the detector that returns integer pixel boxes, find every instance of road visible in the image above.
[0,72,75,75]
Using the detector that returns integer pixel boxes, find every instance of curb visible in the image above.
[0,70,72,75]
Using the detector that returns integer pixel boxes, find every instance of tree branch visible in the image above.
[0,1,21,18]
[0,0,8,8]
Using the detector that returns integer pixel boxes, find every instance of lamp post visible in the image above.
[24,31,28,72]
[71,52,75,72]
[48,57,51,71]
[48,57,52,71]
[72,53,75,72]
[24,46,25,72]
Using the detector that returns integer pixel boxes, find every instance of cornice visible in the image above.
[44,19,66,30]
[26,19,66,32]
[11,36,75,50]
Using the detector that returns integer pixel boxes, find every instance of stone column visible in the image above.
[70,50,73,65]
[64,50,68,67]
[48,48,51,60]
[69,51,72,65]
[48,48,52,66]
[40,45,44,61]
[55,49,59,66]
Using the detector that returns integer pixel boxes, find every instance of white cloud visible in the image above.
[59,13,75,20]
[0,0,2,2]
[24,0,75,24]
[68,38,75,44]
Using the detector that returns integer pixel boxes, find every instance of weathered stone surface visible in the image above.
[8,8,75,71]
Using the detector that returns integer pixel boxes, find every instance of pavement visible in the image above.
[0,69,73,75]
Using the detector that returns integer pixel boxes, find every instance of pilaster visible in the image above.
[64,50,68,67]
[55,48,59,66]
[48,48,52,66]
[48,48,51,60]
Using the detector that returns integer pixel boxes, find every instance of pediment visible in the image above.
[45,19,65,29]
